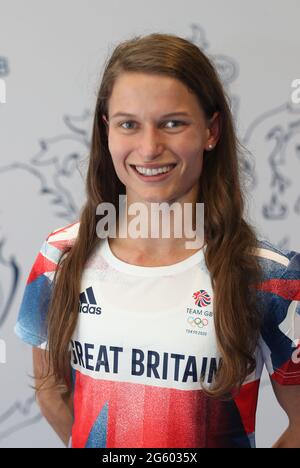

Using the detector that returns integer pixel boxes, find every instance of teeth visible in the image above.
[135,165,174,176]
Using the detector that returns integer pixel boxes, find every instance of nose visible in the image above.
[137,125,164,159]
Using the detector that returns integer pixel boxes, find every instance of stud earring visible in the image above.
[208,144,213,150]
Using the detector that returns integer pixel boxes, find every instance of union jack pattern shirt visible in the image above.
[14,221,300,448]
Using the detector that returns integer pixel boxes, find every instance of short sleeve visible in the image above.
[14,234,61,348]
[258,248,300,385]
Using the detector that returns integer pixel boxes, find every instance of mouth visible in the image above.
[129,163,177,182]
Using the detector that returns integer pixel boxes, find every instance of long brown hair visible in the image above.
[44,33,264,399]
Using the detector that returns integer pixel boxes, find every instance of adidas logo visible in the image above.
[79,287,102,315]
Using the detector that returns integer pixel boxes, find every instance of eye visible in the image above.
[119,120,185,130]
[119,121,136,130]
[164,120,185,129]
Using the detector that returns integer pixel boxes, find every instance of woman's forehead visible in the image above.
[108,73,203,119]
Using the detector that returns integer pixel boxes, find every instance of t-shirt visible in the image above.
[14,221,300,448]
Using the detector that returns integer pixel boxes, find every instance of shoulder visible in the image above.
[45,220,80,251]
[253,238,300,280]
[39,220,81,272]
[252,238,300,318]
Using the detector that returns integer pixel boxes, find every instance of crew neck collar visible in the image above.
[100,237,206,277]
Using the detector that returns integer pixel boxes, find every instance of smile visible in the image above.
[130,163,177,181]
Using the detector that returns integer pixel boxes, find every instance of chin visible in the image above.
[141,194,176,205]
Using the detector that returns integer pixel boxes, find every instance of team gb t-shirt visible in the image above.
[14,221,300,448]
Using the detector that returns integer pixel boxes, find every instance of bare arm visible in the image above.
[271,378,300,448]
[33,347,74,447]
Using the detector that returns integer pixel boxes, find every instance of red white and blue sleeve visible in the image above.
[14,232,62,348]
[257,240,300,385]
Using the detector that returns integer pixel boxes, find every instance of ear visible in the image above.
[206,111,221,148]
[102,114,109,136]
[102,114,109,126]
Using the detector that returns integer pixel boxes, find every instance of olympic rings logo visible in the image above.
[187,316,209,328]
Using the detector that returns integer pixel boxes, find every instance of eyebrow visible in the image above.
[110,111,191,120]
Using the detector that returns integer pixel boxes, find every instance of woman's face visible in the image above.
[103,72,219,204]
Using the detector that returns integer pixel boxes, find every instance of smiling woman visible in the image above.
[101,71,219,211]
[14,33,300,449]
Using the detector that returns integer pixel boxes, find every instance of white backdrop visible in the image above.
[0,0,299,448]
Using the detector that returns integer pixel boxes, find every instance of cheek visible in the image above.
[108,137,128,171]
[177,148,204,188]
[179,145,203,172]
[108,135,120,159]
[174,134,202,159]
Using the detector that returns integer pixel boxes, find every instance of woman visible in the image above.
[15,33,300,448]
